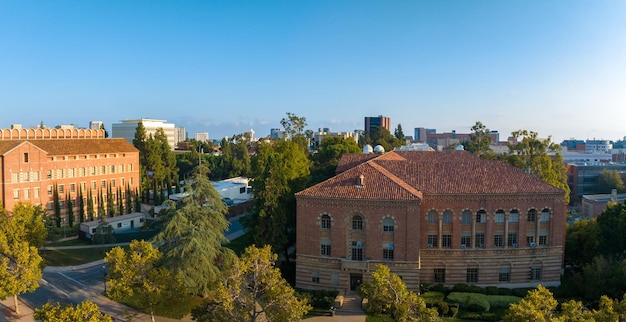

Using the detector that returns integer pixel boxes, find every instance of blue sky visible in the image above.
[1,1,625,143]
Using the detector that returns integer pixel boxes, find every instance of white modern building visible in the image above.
[112,119,177,149]
[175,127,186,144]
[312,128,359,148]
[195,132,209,142]
[79,212,146,239]
[89,121,104,130]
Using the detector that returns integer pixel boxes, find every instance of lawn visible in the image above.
[40,246,126,266]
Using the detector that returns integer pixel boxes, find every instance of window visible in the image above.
[23,188,30,200]
[312,271,320,284]
[91,181,97,190]
[509,210,519,223]
[59,200,65,208]
[508,233,518,247]
[111,165,116,173]
[383,218,394,232]
[34,187,40,199]
[68,168,75,178]
[13,189,19,200]
[70,183,76,193]
[58,184,64,194]
[527,234,535,246]
[352,216,363,230]
[321,214,331,229]
[47,202,53,211]
[530,267,542,281]
[351,241,364,261]
[495,210,505,224]
[91,167,96,175]
[461,210,472,224]
[47,185,53,196]
[47,170,52,179]
[494,234,504,248]
[476,210,486,223]
[117,223,122,228]
[499,266,511,282]
[331,273,340,286]
[528,209,536,222]
[467,267,479,283]
[541,209,550,222]
[427,234,438,248]
[442,234,452,248]
[111,179,116,188]
[121,164,125,173]
[101,180,106,189]
[442,210,452,224]
[11,173,18,183]
[121,178,125,187]
[427,210,438,224]
[461,234,471,248]
[81,182,86,192]
[24,153,29,162]
[475,233,485,248]
[434,268,446,283]
[101,166,106,174]
[321,240,331,256]
[240,187,246,193]
[57,169,63,179]
[80,168,85,177]
[383,245,394,260]
[539,234,548,246]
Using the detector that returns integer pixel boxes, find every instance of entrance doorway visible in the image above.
[350,273,363,291]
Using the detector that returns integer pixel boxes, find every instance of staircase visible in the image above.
[338,292,365,316]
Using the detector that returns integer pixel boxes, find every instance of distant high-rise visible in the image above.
[175,127,186,144]
[364,115,391,133]
[112,119,177,149]
[89,121,104,130]
[195,132,209,142]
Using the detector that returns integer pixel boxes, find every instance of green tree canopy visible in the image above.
[358,264,439,321]
[34,300,114,322]
[596,168,625,194]
[464,121,497,159]
[310,136,361,184]
[394,124,405,140]
[504,285,557,322]
[155,164,232,296]
[192,245,311,322]
[362,126,405,152]
[2,202,47,248]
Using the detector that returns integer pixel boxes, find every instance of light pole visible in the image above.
[101,265,108,295]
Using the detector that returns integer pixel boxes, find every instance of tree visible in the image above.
[3,202,47,248]
[34,300,113,322]
[66,194,74,227]
[78,187,85,223]
[0,205,44,315]
[105,240,190,322]
[464,121,496,159]
[87,190,95,221]
[53,184,61,227]
[310,136,361,184]
[99,123,109,138]
[91,218,115,247]
[358,264,438,321]
[596,168,625,194]
[244,139,310,260]
[596,201,626,257]
[362,126,405,152]
[155,164,232,296]
[565,218,600,268]
[507,130,570,203]
[280,112,307,139]
[394,124,405,140]
[192,245,311,322]
[504,285,557,322]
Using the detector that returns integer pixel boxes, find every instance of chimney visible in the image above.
[358,174,365,187]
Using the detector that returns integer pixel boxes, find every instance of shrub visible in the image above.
[447,292,490,312]
[452,283,484,294]
[486,295,521,308]
[421,291,445,304]
[295,289,339,309]
[485,286,499,295]
[498,287,513,296]
[512,287,532,298]
[449,303,459,317]
[428,283,450,295]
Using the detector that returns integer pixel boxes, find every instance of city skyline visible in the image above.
[1,1,625,143]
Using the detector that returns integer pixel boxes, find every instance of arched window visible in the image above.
[509,209,519,223]
[442,210,453,224]
[352,216,363,230]
[383,217,394,232]
[427,210,438,224]
[527,209,537,222]
[540,208,550,222]
[476,210,486,223]
[461,210,472,224]
[495,210,505,224]
[321,214,331,230]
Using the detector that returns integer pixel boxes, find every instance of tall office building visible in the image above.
[112,119,177,149]
[364,115,391,133]
[89,121,104,130]
[175,127,186,144]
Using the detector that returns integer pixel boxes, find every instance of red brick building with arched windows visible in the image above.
[295,151,566,292]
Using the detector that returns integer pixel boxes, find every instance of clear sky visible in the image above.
[1,1,625,143]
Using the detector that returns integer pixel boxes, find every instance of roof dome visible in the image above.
[456,144,465,151]
[374,145,385,153]
[363,144,373,154]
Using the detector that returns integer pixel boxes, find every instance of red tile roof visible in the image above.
[0,139,138,156]
[297,151,564,200]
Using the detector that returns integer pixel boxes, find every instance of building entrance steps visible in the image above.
[337,291,365,316]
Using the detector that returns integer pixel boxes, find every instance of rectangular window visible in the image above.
[240,187,246,194]
[47,185,53,196]
[321,243,331,256]
[58,184,65,194]
[117,223,122,228]
[13,189,19,200]
[57,169,63,179]
[80,167,85,177]
[111,179,116,188]
[24,152,29,162]
[509,213,519,223]
[476,213,486,223]
[461,234,471,248]
[499,267,511,282]
[495,213,505,224]
[434,268,446,283]
[47,170,52,179]
[331,273,340,286]
[33,171,40,181]
[101,180,106,189]
[467,268,479,283]
[541,211,550,222]
[121,164,125,173]
[312,271,320,284]
[442,234,452,248]
[494,234,504,248]
[528,211,536,222]
[11,173,18,183]
[121,178,125,187]
[427,234,437,248]
[351,241,363,261]
[527,235,535,246]
[70,183,76,193]
[24,188,30,199]
[47,202,53,211]
[530,267,542,281]
[81,182,86,192]
[508,233,518,247]
[462,212,472,224]
[91,181,97,190]
[101,166,106,175]
[111,165,116,174]
[475,233,485,248]
[383,247,394,260]
[539,235,548,246]
[34,187,40,199]
[91,167,96,175]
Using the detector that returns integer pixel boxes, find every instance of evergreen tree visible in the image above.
[107,184,114,217]
[78,187,85,223]
[53,184,61,227]
[66,193,74,227]
[87,190,95,221]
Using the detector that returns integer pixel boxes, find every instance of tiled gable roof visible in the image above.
[0,139,138,156]
[297,150,564,200]
[335,153,379,174]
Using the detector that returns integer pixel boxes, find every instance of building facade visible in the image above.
[0,138,140,225]
[195,132,209,142]
[111,119,177,149]
[364,115,391,133]
[295,151,566,292]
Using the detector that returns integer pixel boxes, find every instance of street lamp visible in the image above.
[101,265,108,295]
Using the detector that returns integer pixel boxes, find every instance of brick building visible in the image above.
[0,137,140,225]
[295,151,566,292]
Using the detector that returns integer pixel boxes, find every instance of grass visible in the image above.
[40,246,127,266]
[224,233,253,255]
[48,238,92,247]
